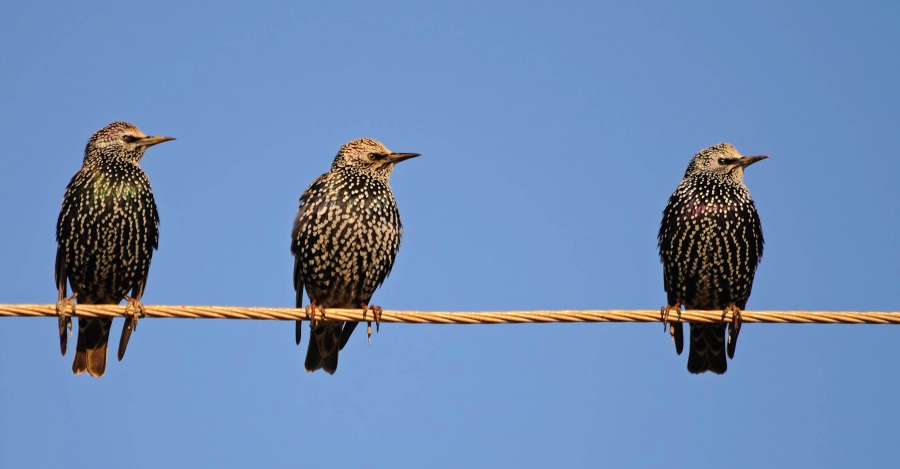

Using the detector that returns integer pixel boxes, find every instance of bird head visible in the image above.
[84,121,175,165]
[331,138,420,182]
[684,143,768,183]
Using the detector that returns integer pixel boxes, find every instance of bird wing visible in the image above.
[55,238,68,301]
[292,253,304,309]
[734,200,764,308]
[291,173,331,308]
[658,193,683,306]
[55,172,83,301]
[129,173,160,301]
[361,181,402,292]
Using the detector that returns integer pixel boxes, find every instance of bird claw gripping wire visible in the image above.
[660,302,681,340]
[56,293,77,355]
[306,299,324,328]
[123,295,146,331]
[361,303,383,345]
[118,295,146,361]
[725,304,742,359]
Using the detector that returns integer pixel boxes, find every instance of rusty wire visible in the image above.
[1,304,898,325]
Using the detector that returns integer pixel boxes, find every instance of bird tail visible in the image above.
[305,322,343,374]
[687,323,727,374]
[72,317,112,377]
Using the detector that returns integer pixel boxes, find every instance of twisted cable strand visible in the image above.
[1,304,898,324]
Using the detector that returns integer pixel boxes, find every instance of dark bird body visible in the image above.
[292,138,419,374]
[56,121,173,377]
[658,143,766,374]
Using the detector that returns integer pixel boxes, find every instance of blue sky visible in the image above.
[1,1,899,467]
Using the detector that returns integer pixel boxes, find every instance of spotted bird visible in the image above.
[292,138,419,374]
[56,121,173,377]
[659,143,766,374]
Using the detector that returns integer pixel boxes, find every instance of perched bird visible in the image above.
[56,121,174,377]
[658,143,766,374]
[292,138,420,374]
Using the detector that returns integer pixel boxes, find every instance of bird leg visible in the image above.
[726,303,742,358]
[305,298,316,328]
[306,299,324,328]
[118,295,146,361]
[56,292,77,355]
[362,303,372,345]
[660,302,681,338]
[123,295,146,331]
[361,303,384,345]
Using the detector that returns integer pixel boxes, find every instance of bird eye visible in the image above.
[368,153,385,161]
[718,158,728,165]
[122,135,140,143]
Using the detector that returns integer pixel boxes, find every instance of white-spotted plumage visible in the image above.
[56,121,173,377]
[291,138,419,374]
[658,143,766,374]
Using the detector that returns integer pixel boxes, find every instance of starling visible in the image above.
[291,138,419,374]
[55,121,174,377]
[658,143,766,374]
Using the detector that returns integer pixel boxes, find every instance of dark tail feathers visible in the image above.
[687,323,727,374]
[72,317,112,377]
[305,322,343,374]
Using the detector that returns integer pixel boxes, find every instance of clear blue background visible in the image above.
[1,2,898,468]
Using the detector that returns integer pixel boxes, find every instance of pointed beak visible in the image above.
[137,135,176,148]
[737,155,768,167]
[387,152,421,164]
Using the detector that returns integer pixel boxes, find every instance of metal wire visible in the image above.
[2,304,898,324]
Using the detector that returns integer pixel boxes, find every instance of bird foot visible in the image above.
[361,303,383,345]
[306,299,324,328]
[726,304,742,358]
[660,302,681,341]
[123,295,146,331]
[56,293,77,355]
[119,295,145,361]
